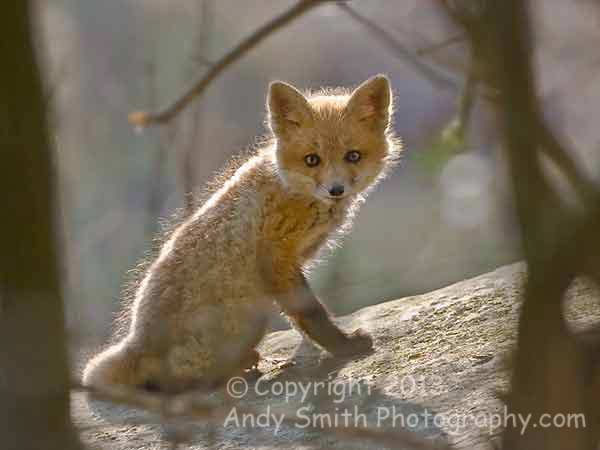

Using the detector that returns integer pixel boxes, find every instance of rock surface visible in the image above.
[73,263,600,449]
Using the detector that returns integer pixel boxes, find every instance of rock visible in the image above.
[72,263,600,449]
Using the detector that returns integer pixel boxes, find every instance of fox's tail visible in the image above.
[82,341,140,389]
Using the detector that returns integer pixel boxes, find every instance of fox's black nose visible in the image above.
[329,184,345,197]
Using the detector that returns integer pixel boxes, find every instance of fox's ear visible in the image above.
[267,81,312,137]
[346,75,392,130]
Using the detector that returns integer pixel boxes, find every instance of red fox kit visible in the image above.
[83,75,400,392]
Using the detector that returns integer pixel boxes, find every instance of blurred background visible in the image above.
[35,0,600,359]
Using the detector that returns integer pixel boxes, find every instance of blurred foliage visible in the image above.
[413,116,467,176]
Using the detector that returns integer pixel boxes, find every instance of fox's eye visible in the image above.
[304,153,321,167]
[345,150,361,163]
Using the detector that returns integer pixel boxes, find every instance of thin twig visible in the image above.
[180,0,215,214]
[337,3,459,90]
[129,0,322,127]
[416,34,466,56]
[536,119,599,207]
[142,55,171,234]
[455,68,477,138]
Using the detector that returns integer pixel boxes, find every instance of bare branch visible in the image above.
[416,34,466,56]
[179,0,215,214]
[129,0,322,127]
[536,119,599,207]
[455,68,477,138]
[337,3,459,91]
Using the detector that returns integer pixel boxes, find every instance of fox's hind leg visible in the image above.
[201,315,268,389]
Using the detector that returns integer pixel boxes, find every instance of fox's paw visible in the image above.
[331,329,374,358]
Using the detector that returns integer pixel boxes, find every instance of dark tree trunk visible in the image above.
[0,3,81,450]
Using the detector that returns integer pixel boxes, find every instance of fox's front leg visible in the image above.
[283,273,373,357]
[258,245,372,357]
